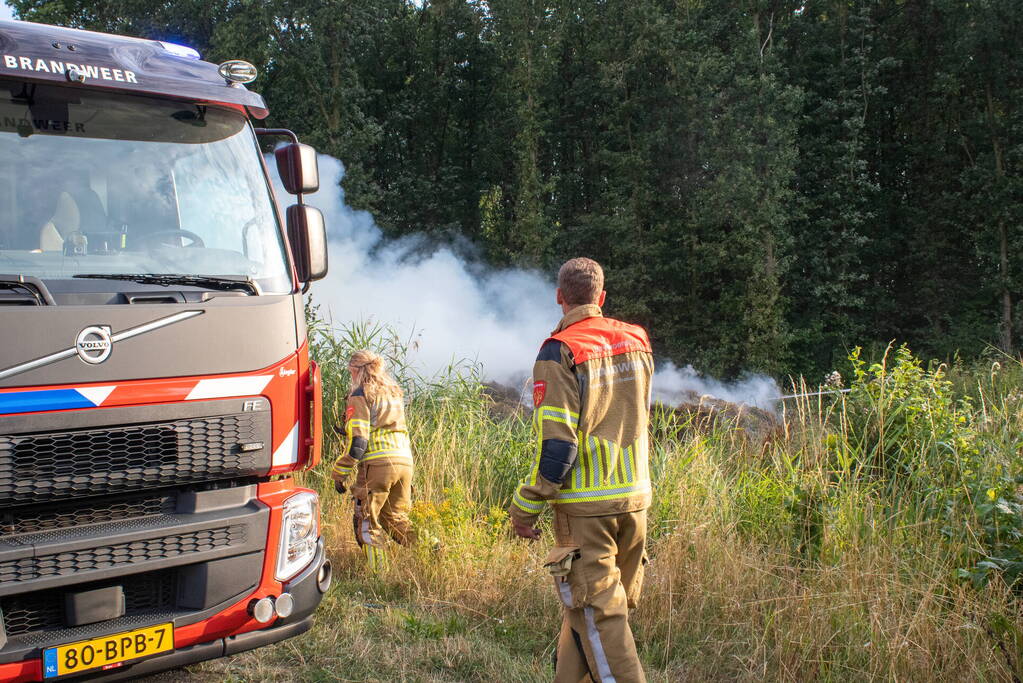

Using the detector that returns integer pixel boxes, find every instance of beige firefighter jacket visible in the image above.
[332,386,413,480]
[511,304,654,526]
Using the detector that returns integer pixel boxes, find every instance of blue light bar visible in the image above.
[158,41,201,60]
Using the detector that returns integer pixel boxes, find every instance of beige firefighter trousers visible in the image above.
[351,460,414,568]
[546,508,647,683]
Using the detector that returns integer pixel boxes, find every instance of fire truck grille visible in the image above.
[0,525,246,585]
[0,569,177,636]
[1,492,176,537]
[0,409,270,506]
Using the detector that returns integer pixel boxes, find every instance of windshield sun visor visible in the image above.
[0,80,246,143]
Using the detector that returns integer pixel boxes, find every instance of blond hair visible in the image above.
[349,349,402,401]
[558,257,604,305]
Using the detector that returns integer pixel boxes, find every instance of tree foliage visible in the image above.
[11,0,1023,378]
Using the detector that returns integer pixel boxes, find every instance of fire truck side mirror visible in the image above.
[286,204,328,282]
[274,143,319,195]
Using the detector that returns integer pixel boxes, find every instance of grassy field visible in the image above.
[181,324,1023,682]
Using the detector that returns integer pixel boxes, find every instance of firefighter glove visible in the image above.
[511,518,541,540]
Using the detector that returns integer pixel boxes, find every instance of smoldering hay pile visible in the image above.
[659,390,781,443]
[271,152,782,437]
[484,370,782,443]
[652,362,782,442]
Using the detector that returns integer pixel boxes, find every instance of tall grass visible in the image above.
[196,322,1023,682]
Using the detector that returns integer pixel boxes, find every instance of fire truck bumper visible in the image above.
[80,615,315,682]
[87,538,330,681]
[0,538,329,682]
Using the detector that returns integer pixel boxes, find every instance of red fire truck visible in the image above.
[0,18,330,681]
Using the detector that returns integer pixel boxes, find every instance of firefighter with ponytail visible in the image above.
[331,350,415,570]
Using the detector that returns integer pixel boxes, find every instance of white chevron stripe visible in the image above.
[271,422,299,467]
[185,375,273,400]
[76,385,116,406]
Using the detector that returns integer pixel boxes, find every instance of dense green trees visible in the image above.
[11,0,1022,378]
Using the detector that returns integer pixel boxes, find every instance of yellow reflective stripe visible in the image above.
[552,483,651,504]
[569,437,628,490]
[582,436,592,488]
[615,441,627,486]
[541,406,579,419]
[607,441,616,485]
[574,436,584,488]
[367,429,410,455]
[363,451,413,462]
[587,437,597,487]
[606,439,618,486]
[364,446,412,456]
[586,435,595,488]
[580,437,591,488]
[333,464,353,475]
[556,453,642,490]
[559,478,644,493]
[513,490,545,513]
[341,417,359,463]
[540,406,579,427]
[552,435,649,501]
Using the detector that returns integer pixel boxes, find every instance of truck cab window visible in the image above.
[0,79,291,294]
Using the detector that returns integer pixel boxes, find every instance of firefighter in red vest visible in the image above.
[510,257,654,682]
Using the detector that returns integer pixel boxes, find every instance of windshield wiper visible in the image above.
[0,274,56,305]
[73,273,261,295]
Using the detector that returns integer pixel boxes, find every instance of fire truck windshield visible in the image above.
[0,79,291,295]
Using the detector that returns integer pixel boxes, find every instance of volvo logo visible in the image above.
[75,326,113,365]
[0,311,202,381]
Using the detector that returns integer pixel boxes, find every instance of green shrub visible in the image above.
[839,345,1023,589]
[261,312,1023,681]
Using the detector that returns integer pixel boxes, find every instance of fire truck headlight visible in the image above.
[276,492,319,581]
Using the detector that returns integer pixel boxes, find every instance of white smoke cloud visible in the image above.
[651,361,781,409]
[272,152,781,408]
[273,153,553,383]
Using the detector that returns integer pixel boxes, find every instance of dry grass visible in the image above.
[177,331,1023,682]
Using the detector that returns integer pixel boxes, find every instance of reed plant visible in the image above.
[193,322,1023,682]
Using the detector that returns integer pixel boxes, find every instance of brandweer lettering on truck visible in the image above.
[2,55,138,83]
[2,117,86,133]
